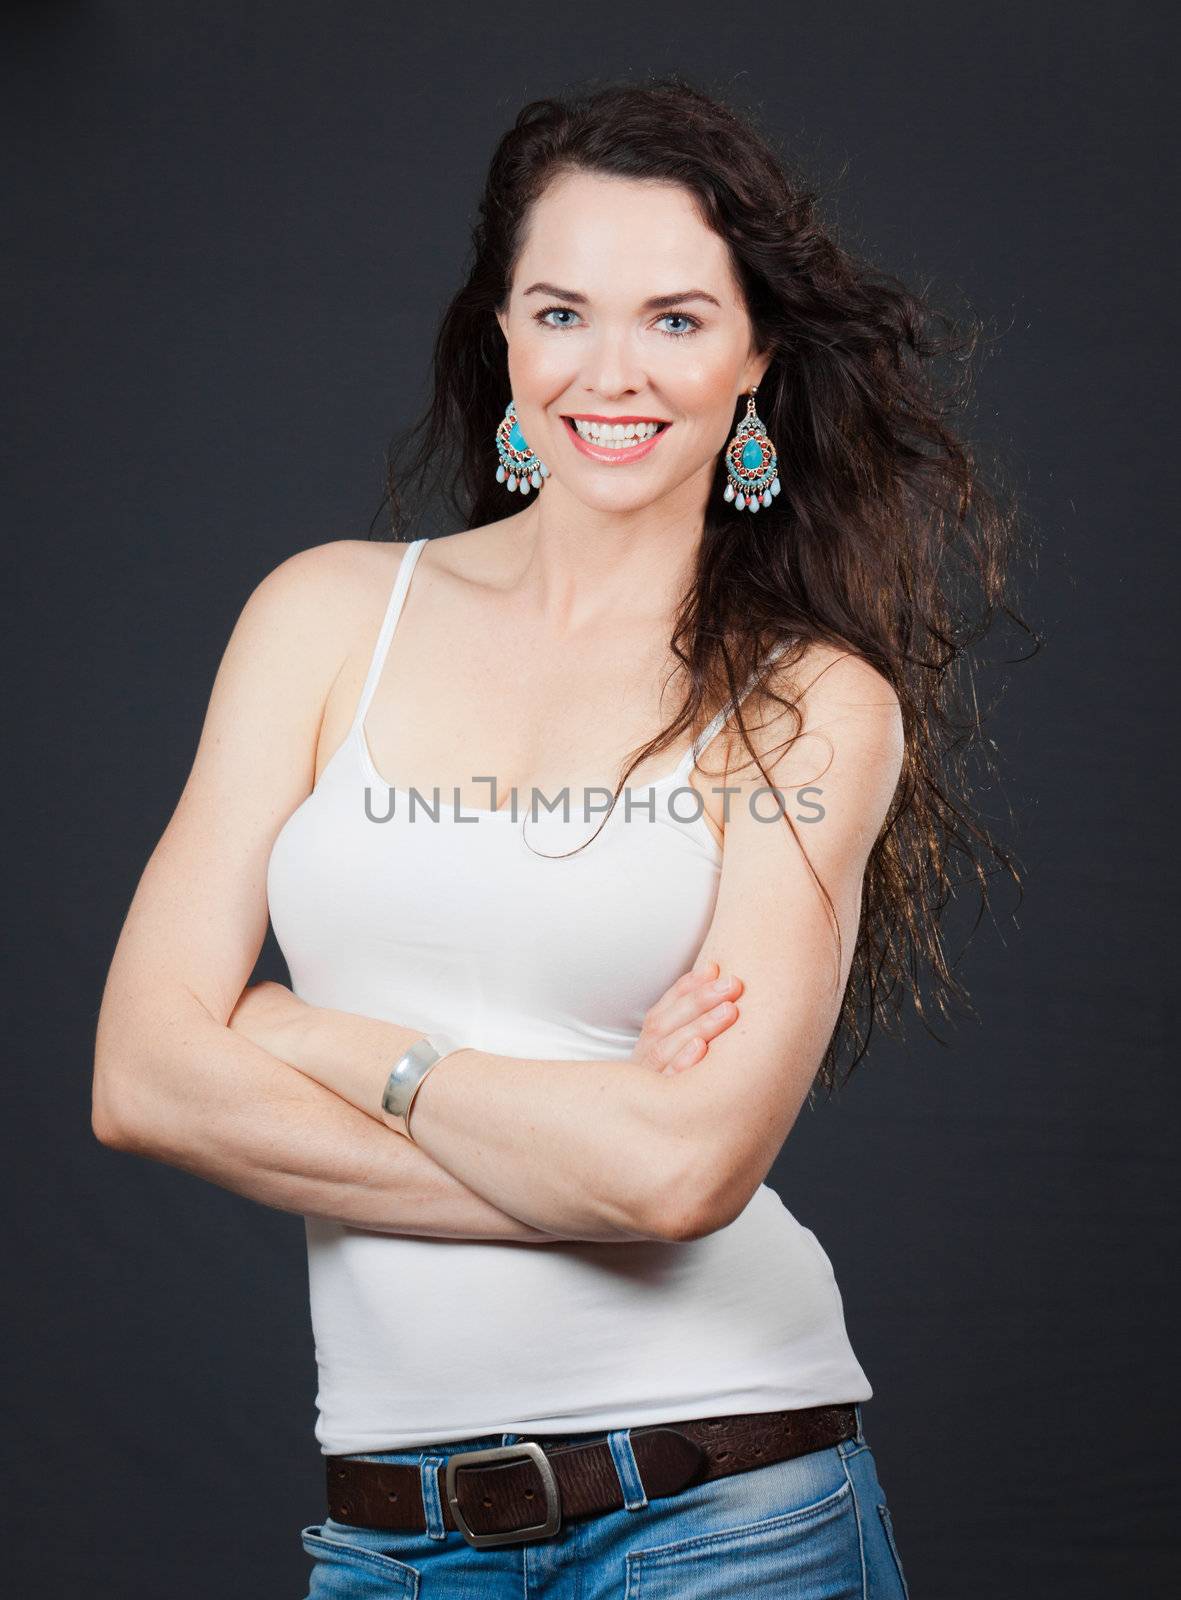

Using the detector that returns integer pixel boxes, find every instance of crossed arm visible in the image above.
[220,971,742,1244]
[91,543,903,1249]
[94,952,737,1246]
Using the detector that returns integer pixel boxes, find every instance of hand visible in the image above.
[226,979,309,1060]
[630,959,744,1077]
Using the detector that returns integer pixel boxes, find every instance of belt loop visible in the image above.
[853,1404,866,1445]
[420,1454,447,1539]
[607,1429,649,1511]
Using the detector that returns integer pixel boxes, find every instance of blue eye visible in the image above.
[656,313,700,339]
[532,306,702,339]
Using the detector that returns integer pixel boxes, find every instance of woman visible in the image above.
[93,76,1027,1597]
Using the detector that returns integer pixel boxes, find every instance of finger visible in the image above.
[643,964,727,1039]
[656,973,743,1039]
[666,963,718,1000]
[662,1035,706,1074]
[648,997,740,1070]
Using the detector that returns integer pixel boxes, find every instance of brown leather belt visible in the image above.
[326,1402,860,1549]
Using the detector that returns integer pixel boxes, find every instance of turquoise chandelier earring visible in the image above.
[722,386,780,512]
[494,400,550,496]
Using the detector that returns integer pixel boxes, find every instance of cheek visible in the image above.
[663,364,744,457]
[507,331,570,397]
[673,355,742,414]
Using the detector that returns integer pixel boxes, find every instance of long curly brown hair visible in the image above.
[371,73,1039,1100]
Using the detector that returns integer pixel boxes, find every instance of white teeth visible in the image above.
[570,418,663,447]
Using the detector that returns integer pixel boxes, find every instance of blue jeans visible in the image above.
[300,1405,910,1598]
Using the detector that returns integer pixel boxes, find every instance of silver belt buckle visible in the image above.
[444,1440,562,1548]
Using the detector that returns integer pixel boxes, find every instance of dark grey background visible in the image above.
[5,2,1176,1595]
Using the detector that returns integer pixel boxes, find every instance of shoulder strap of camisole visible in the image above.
[349,537,428,734]
[676,635,794,776]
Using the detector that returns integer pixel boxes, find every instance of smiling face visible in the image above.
[495,170,772,515]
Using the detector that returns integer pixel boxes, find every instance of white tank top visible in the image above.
[266,536,873,1453]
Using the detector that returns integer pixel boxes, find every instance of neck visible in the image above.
[501,465,713,638]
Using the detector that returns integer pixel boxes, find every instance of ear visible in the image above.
[495,307,509,344]
[741,345,774,393]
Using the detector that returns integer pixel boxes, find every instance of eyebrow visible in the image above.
[521,281,722,310]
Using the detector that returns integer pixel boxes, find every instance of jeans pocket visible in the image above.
[876,1501,911,1599]
[300,1519,421,1598]
[624,1470,859,1599]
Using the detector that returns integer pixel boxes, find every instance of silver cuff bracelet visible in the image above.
[380,1032,463,1140]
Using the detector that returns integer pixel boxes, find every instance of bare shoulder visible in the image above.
[725,639,905,803]
[205,539,422,762]
[782,642,903,736]
[247,536,414,635]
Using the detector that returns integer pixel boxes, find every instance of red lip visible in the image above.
[562,416,671,465]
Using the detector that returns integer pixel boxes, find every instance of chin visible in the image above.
[562,470,681,515]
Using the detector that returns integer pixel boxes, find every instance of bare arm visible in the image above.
[92,540,740,1245]
[100,990,580,1241]
[222,965,746,1243]
[92,541,565,1240]
[102,969,740,1243]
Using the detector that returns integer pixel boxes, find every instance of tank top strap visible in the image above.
[349,537,429,735]
[674,635,794,777]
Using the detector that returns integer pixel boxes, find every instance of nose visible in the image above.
[581,329,646,400]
